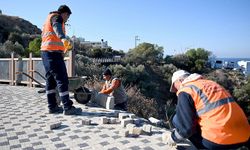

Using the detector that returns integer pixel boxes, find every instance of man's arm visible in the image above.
[100,79,121,94]
[51,15,66,39]
[171,92,198,142]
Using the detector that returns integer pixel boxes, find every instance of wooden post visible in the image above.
[68,50,75,77]
[10,52,15,86]
[29,53,33,87]
[16,57,23,85]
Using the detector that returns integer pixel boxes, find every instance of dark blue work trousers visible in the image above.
[41,51,73,110]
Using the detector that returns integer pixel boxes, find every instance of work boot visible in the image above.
[49,106,63,114]
[64,106,82,115]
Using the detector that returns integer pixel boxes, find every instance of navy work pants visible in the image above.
[41,51,73,110]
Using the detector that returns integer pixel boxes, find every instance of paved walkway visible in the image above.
[0,85,195,150]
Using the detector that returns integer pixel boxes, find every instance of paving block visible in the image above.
[119,130,129,137]
[129,114,136,119]
[126,123,136,130]
[106,96,114,109]
[118,113,130,121]
[93,93,108,108]
[121,118,133,127]
[129,127,142,136]
[109,117,118,124]
[49,121,61,130]
[142,124,152,135]
[100,117,109,124]
[149,117,164,126]
[162,131,176,146]
[82,119,91,125]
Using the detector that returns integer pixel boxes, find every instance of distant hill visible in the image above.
[0,14,41,44]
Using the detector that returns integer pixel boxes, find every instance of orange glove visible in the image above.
[62,38,73,52]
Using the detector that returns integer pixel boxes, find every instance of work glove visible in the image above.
[61,38,73,52]
[162,131,177,146]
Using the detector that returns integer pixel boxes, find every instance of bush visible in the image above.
[126,86,158,119]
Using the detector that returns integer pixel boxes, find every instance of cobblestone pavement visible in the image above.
[0,85,195,150]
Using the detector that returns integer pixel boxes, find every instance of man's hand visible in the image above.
[162,131,177,146]
[62,38,73,52]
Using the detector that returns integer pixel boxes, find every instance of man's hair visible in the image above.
[58,5,72,14]
[103,68,112,76]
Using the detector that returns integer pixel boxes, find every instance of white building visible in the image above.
[237,61,250,76]
[80,39,109,49]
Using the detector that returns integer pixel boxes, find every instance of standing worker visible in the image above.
[41,5,82,115]
[163,70,250,149]
[99,68,128,111]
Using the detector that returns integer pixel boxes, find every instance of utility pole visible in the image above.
[135,35,140,48]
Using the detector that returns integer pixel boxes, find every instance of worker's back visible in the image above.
[178,78,250,145]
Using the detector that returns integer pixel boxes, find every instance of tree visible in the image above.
[125,42,164,65]
[3,40,24,56]
[185,48,211,72]
[28,37,41,57]
[8,32,23,45]
[165,54,192,71]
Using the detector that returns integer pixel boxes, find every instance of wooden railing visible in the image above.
[0,51,74,87]
[91,57,122,64]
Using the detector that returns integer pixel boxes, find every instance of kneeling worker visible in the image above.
[99,68,128,111]
[164,70,250,149]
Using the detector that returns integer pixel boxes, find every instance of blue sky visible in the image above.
[1,0,250,58]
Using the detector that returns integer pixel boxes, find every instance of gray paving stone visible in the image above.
[38,135,49,139]
[50,137,61,142]
[23,147,35,150]
[0,85,194,150]
[108,148,120,150]
[19,138,30,143]
[78,143,89,148]
[0,141,9,146]
[99,141,110,146]
[69,135,79,139]
[120,140,130,145]
[81,135,91,140]
[55,143,67,148]
[143,147,155,150]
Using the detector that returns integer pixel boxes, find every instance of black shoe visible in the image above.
[64,106,82,115]
[49,106,63,114]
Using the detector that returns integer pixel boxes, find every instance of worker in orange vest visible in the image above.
[163,70,250,149]
[41,5,82,115]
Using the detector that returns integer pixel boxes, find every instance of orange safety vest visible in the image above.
[41,13,65,51]
[177,79,250,145]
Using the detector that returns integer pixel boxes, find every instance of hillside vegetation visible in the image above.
[0,14,249,124]
[0,14,41,57]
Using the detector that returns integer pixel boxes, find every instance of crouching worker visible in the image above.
[163,70,250,149]
[98,68,128,111]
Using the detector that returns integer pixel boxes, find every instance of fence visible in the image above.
[91,56,122,64]
[0,51,74,87]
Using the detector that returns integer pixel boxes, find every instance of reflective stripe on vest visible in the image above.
[41,41,64,47]
[41,13,65,51]
[41,31,57,38]
[178,80,250,145]
[184,84,235,116]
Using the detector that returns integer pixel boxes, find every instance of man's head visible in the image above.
[170,70,190,93]
[58,5,72,22]
[102,68,112,81]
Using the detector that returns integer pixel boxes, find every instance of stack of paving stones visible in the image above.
[0,85,195,150]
